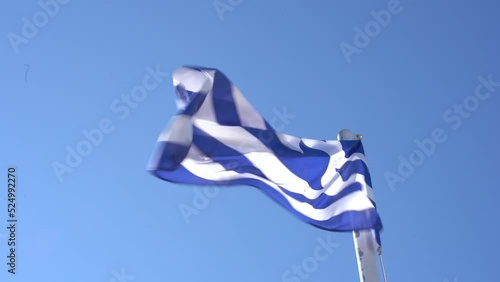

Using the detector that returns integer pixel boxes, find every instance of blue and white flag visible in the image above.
[147,66,382,232]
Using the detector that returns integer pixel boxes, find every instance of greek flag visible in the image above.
[147,66,382,232]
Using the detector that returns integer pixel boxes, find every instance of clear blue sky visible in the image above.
[1,0,499,281]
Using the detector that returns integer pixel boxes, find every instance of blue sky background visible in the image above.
[1,0,499,281]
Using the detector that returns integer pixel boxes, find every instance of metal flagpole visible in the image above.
[337,129,381,282]
[378,247,388,282]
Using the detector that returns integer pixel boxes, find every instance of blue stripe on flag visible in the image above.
[178,88,207,116]
[192,126,267,179]
[234,177,382,231]
[212,72,241,126]
[340,140,365,157]
[336,159,373,187]
[149,142,189,171]
[244,126,329,190]
[280,182,364,209]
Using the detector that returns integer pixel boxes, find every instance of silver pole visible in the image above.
[378,247,388,282]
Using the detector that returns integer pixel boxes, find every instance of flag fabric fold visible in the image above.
[147,66,382,232]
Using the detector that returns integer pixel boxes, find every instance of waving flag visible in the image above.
[147,66,382,232]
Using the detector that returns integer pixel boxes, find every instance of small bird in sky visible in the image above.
[24,64,30,82]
